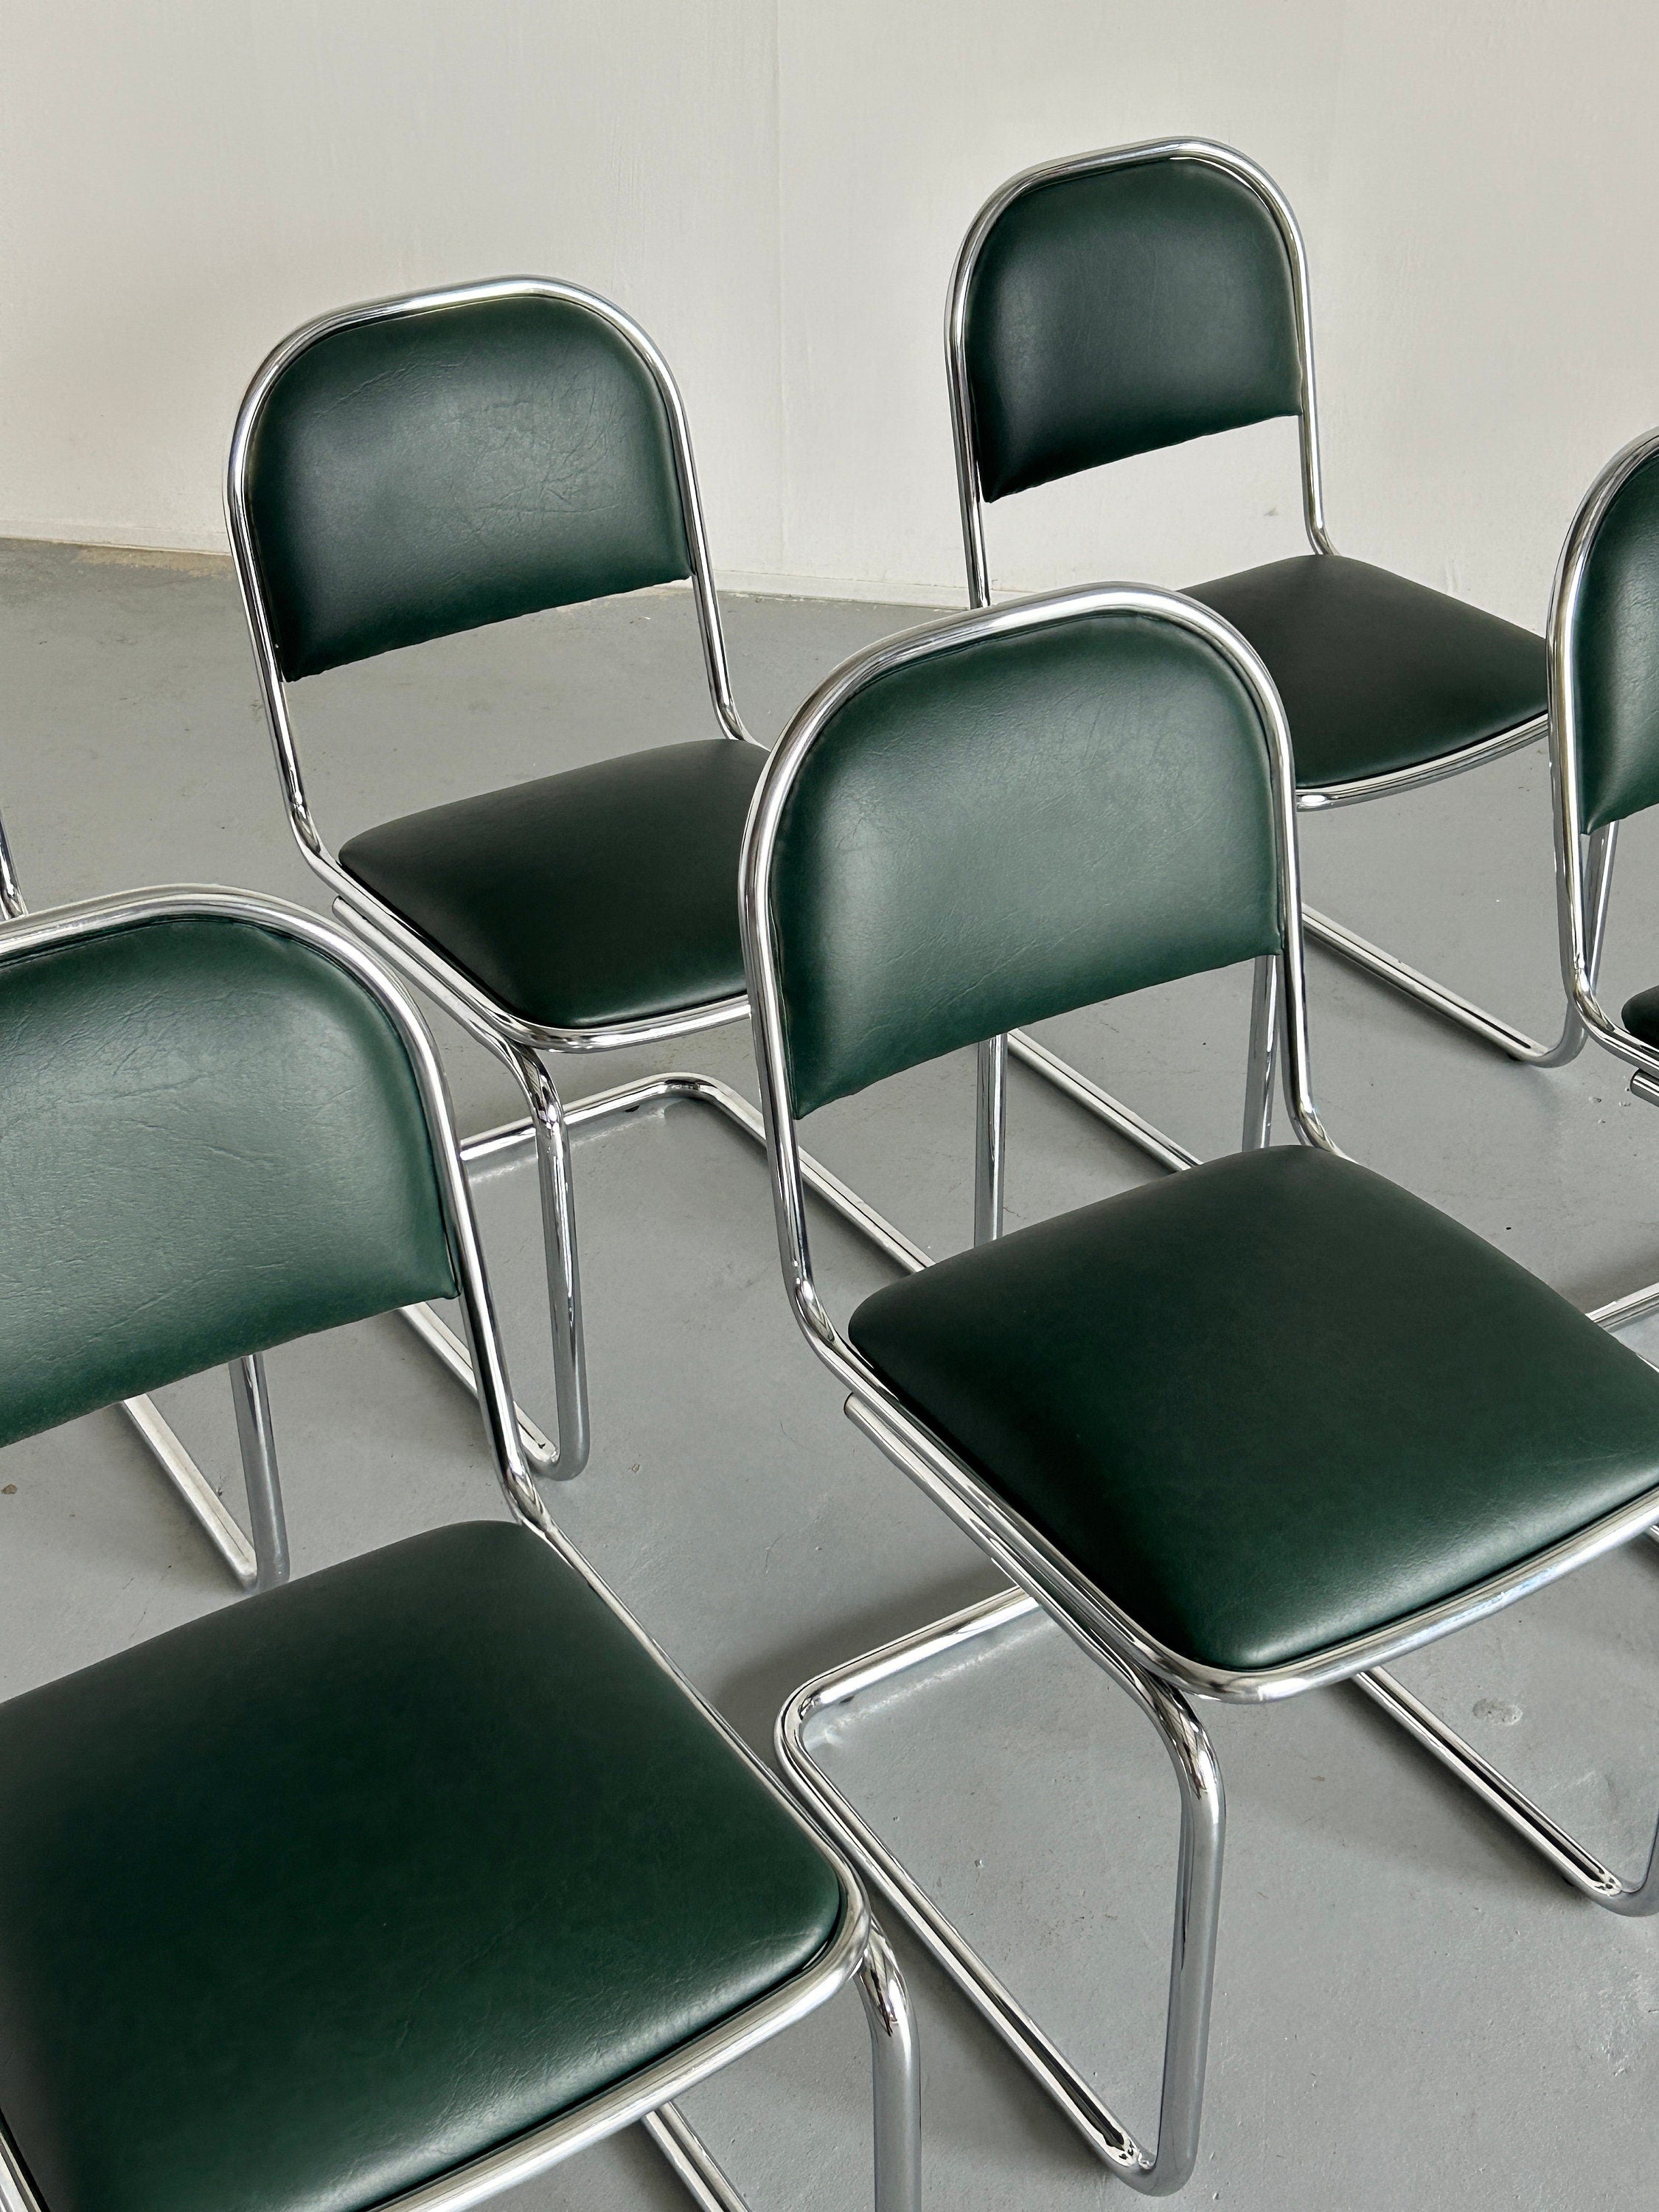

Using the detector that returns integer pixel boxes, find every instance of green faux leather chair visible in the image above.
[945,138,1573,1234]
[737,585,1659,2194]
[226,278,923,1489]
[1509,431,1659,1337]
[0,886,919,2212]
[0,812,287,1595]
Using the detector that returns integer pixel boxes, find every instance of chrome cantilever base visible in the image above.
[1592,1071,1659,1347]
[777,1584,1222,2194]
[1006,773,1618,1185]
[998,907,1582,1183]
[1005,1027,1199,1175]
[1354,1666,1659,1913]
[777,1573,1659,2200]
[1296,791,1618,1070]
[1301,906,1585,1065]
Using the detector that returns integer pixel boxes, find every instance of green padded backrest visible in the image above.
[0,917,458,1447]
[767,609,1282,1118]
[964,156,1303,502]
[243,293,693,681]
[1570,447,1659,831]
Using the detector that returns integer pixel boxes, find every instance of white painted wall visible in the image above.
[1,1,1655,629]
[0,1,785,576]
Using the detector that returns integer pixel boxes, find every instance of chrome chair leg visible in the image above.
[116,1354,288,1596]
[640,1920,918,2212]
[997,818,1614,1175]
[859,1921,923,2212]
[1302,907,1587,1063]
[229,1352,288,1593]
[974,1034,1009,1245]
[778,1587,1224,2194]
[997,946,1278,1190]
[1241,953,1279,1151]
[1005,1027,1197,1174]
[119,1379,262,1590]
[1355,1666,1659,1913]
[507,1040,589,1480]
[400,1037,590,1483]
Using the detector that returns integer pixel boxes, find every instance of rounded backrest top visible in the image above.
[240,287,694,681]
[757,599,1284,1120]
[961,151,1304,502]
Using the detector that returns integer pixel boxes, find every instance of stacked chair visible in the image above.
[0,886,919,2212]
[945,137,1573,1231]
[740,581,1659,2192]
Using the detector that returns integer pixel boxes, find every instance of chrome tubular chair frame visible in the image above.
[0,883,919,2212]
[739,584,1659,2191]
[946,139,1578,1237]
[226,275,926,1484]
[0,818,288,1593]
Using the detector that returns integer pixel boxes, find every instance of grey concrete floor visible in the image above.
[2,535,1659,2209]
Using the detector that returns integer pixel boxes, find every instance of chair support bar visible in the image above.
[643,2105,750,2211]
[1354,1666,1659,1913]
[1298,812,1618,1068]
[118,1360,289,1594]
[229,1352,289,1593]
[1302,907,1582,1064]
[1006,1028,1200,1173]
[776,1588,1224,2194]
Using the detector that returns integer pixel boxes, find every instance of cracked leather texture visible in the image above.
[1567,447,1659,830]
[341,737,765,1029]
[768,610,1280,1119]
[245,293,692,680]
[1189,555,1546,789]
[0,917,455,1447]
[0,1521,844,2212]
[964,158,1301,501]
[849,1147,1659,1672]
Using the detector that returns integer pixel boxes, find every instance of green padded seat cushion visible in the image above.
[848,1147,1659,1673]
[338,739,766,1029]
[1188,555,1546,790]
[1621,986,1659,1048]
[0,1521,844,2212]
